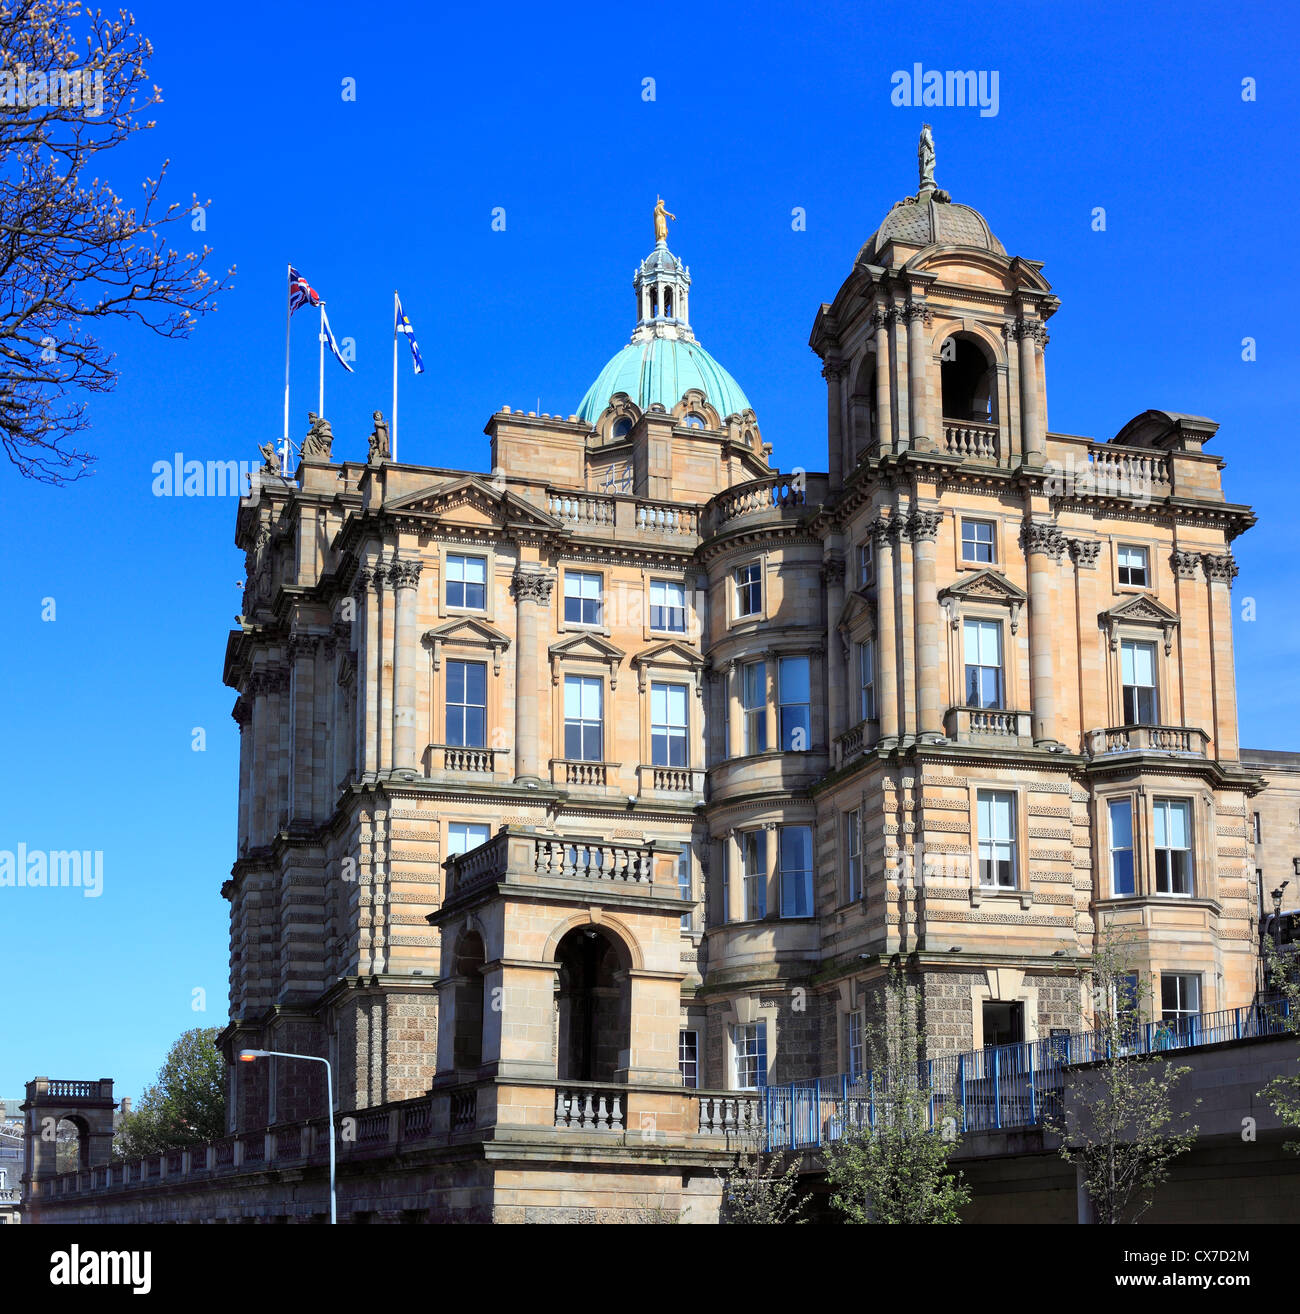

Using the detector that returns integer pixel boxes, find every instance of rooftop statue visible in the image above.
[919,123,936,192]
[653,195,676,245]
[304,412,334,461]
[256,441,281,476]
[368,410,391,464]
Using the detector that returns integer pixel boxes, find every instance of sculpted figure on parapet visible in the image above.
[304,412,334,460]
[368,411,391,464]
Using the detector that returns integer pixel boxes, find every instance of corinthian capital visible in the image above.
[1021,520,1068,561]
[389,559,424,591]
[511,568,555,606]
[821,557,846,587]
[1201,552,1238,585]
[1009,318,1048,346]
[1171,549,1201,581]
[1067,537,1101,569]
[903,302,933,325]
[906,510,943,542]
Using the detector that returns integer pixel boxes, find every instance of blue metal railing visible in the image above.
[761,996,1293,1152]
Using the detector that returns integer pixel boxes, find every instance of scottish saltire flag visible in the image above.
[395,296,425,374]
[321,308,354,373]
[288,266,322,314]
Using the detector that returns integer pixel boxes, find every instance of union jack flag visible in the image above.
[288,266,322,314]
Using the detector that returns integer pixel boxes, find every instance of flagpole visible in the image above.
[283,263,291,444]
[318,303,326,417]
[392,291,399,463]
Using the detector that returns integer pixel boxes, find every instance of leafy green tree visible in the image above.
[821,966,970,1224]
[718,1145,807,1224]
[1260,936,1300,1151]
[1049,927,1199,1223]
[113,1027,226,1157]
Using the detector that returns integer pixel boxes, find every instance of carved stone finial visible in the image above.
[368,411,391,465]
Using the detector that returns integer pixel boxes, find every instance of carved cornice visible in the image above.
[511,568,555,606]
[1201,552,1238,585]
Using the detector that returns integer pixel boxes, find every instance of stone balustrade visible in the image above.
[29,1082,762,1205]
[943,418,999,461]
[1088,724,1210,757]
[440,745,496,774]
[554,1086,626,1131]
[945,706,1033,746]
[701,472,827,538]
[544,488,701,540]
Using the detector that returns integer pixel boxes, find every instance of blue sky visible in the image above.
[2,0,1297,1104]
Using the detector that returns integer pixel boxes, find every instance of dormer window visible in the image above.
[683,413,706,429]
[611,418,632,440]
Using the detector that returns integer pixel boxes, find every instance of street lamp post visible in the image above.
[238,1049,335,1224]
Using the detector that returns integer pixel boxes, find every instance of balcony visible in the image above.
[700,471,829,539]
[636,763,705,798]
[945,706,1033,747]
[441,826,681,905]
[1086,724,1210,757]
[551,758,613,789]
[429,744,497,774]
[943,418,999,462]
[546,489,700,541]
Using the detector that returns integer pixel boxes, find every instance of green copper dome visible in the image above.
[577,236,753,427]
[577,336,752,425]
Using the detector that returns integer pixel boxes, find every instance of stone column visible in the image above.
[908,511,944,738]
[511,567,554,784]
[1024,522,1066,745]
[288,634,317,823]
[1202,552,1240,760]
[873,519,900,747]
[352,568,376,776]
[906,303,935,451]
[824,557,847,744]
[233,699,251,853]
[891,303,910,449]
[823,359,846,489]
[872,309,894,455]
[390,559,423,772]
[1015,319,1047,463]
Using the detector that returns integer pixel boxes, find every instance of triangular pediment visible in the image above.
[939,569,1028,606]
[386,476,562,531]
[837,588,876,632]
[424,617,511,650]
[631,639,704,671]
[1100,594,1179,626]
[548,632,627,663]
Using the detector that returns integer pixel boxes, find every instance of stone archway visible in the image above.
[553,926,632,1084]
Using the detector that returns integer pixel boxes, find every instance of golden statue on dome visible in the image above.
[653,195,676,244]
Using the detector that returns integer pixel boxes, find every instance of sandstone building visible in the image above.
[26,135,1291,1223]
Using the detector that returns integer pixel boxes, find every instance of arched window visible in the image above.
[941,337,996,423]
[452,931,486,1072]
[611,417,632,440]
[683,413,706,430]
[554,926,632,1083]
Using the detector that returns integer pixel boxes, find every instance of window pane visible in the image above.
[778,656,810,705]
[1109,798,1132,849]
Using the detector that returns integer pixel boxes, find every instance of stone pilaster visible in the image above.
[905,303,935,451]
[907,510,944,737]
[823,359,846,489]
[872,518,900,746]
[511,567,555,783]
[871,309,894,455]
[288,634,319,824]
[390,558,423,773]
[1012,319,1047,463]
[823,557,847,742]
[1202,552,1240,761]
[1022,521,1067,744]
